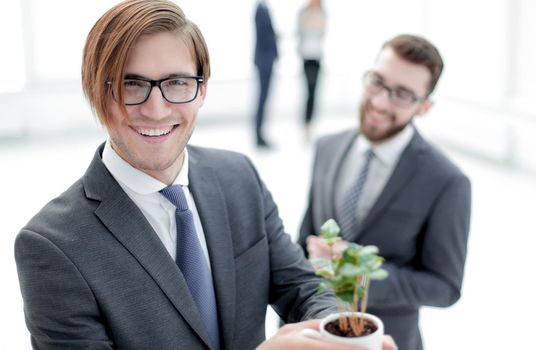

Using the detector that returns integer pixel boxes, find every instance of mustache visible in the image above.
[363,100,392,116]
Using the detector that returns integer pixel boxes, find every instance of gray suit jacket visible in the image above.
[15,144,336,350]
[298,128,471,350]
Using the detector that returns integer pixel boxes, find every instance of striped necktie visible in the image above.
[337,149,375,239]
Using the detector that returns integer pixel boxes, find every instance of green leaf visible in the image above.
[319,219,341,239]
[339,263,364,277]
[359,245,379,256]
[310,258,332,271]
[324,236,341,246]
[313,219,390,313]
[316,269,334,279]
[368,258,384,270]
[335,290,354,304]
[345,243,362,255]
[368,269,389,280]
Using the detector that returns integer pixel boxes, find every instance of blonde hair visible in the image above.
[81,0,210,126]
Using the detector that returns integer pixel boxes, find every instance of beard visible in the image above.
[358,100,412,143]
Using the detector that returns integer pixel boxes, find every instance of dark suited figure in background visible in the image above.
[298,34,471,350]
[297,0,326,142]
[253,0,278,148]
[14,1,344,349]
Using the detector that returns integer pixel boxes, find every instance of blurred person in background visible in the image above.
[297,0,326,142]
[298,34,471,350]
[253,0,278,148]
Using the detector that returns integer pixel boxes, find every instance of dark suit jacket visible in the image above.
[254,2,278,67]
[15,144,336,350]
[298,128,472,350]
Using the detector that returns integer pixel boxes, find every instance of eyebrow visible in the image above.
[123,72,197,80]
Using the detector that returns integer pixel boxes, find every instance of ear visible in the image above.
[416,99,433,116]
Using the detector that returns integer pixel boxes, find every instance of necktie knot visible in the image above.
[160,185,188,212]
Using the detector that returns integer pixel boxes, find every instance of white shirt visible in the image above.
[101,140,211,267]
[297,7,326,60]
[336,125,415,224]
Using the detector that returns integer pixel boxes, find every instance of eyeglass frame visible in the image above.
[362,70,428,107]
[106,75,205,106]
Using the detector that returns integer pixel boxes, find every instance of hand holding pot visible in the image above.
[256,319,398,350]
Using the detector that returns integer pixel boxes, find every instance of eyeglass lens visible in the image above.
[122,77,201,105]
[363,72,419,106]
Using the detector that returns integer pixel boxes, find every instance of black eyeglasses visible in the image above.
[362,71,426,107]
[107,76,204,105]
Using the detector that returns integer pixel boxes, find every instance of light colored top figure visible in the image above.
[297,0,326,60]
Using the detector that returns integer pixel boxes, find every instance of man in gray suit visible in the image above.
[13,1,356,349]
[298,34,472,350]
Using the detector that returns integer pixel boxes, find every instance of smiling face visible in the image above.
[106,31,206,184]
[359,47,433,143]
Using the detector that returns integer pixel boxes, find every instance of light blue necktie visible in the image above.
[160,185,220,350]
[337,149,375,239]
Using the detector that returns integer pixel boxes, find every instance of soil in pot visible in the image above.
[325,316,378,337]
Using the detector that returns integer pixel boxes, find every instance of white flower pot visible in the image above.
[301,312,384,350]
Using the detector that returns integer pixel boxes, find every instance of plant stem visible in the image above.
[349,302,360,335]
[348,275,362,335]
[359,279,370,331]
[337,299,348,332]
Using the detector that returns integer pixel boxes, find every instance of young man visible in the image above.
[13,1,343,349]
[298,34,472,350]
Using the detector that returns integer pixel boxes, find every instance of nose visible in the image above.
[369,86,392,110]
[139,86,172,120]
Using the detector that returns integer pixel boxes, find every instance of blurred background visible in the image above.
[1,0,535,349]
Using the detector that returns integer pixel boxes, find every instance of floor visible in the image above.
[2,113,535,349]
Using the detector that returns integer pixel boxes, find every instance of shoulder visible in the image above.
[314,129,355,159]
[411,131,469,183]
[316,129,355,148]
[17,178,94,244]
[187,145,272,215]
[188,145,254,168]
[188,145,261,183]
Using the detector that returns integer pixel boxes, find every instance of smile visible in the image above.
[133,126,175,137]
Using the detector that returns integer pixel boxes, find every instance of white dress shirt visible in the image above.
[101,140,211,267]
[336,125,415,224]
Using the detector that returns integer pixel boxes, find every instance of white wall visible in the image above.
[1,0,535,170]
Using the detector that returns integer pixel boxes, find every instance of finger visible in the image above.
[306,236,321,257]
[283,319,322,332]
[303,337,367,350]
[383,335,398,350]
[277,319,322,336]
[306,235,320,245]
[292,331,365,350]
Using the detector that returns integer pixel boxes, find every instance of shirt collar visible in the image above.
[102,139,189,195]
[358,124,415,166]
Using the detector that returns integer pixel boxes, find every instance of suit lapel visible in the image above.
[188,147,236,350]
[83,145,214,349]
[355,132,426,242]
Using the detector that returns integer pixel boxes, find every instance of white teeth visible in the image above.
[135,126,173,137]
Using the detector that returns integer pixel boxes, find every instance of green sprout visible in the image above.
[311,219,388,335]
